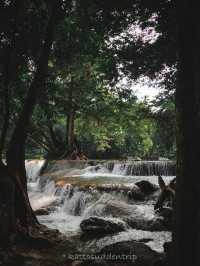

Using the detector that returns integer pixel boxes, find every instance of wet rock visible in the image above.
[148,218,168,231]
[135,180,158,195]
[137,238,154,243]
[163,241,173,254]
[127,186,145,201]
[161,241,174,266]
[34,208,49,216]
[84,195,167,231]
[155,207,173,230]
[93,185,144,201]
[124,216,167,232]
[80,217,127,235]
[84,195,134,218]
[98,240,163,266]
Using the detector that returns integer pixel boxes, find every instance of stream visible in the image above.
[26,160,174,254]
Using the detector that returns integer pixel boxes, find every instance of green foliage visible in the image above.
[0,0,176,160]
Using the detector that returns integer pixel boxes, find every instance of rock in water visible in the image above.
[99,241,163,266]
[135,180,158,195]
[155,207,173,230]
[80,217,127,235]
[124,216,167,232]
[34,208,49,216]
[127,185,145,201]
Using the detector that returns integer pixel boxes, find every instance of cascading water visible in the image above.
[26,160,58,211]
[62,190,93,216]
[26,159,45,181]
[29,181,57,211]
[26,160,174,252]
[104,160,176,176]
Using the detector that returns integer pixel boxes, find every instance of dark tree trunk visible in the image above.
[175,1,200,266]
[0,161,15,245]
[67,111,75,152]
[0,1,29,158]
[48,124,61,148]
[0,1,62,243]
[66,84,75,153]
[0,82,10,158]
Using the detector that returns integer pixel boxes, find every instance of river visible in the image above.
[26,160,174,254]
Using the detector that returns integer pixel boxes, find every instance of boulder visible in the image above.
[80,216,127,235]
[127,186,145,201]
[124,216,167,232]
[155,207,173,230]
[94,184,145,201]
[82,194,170,232]
[98,240,163,266]
[135,180,158,195]
[34,208,49,216]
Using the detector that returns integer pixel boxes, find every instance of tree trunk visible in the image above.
[0,1,62,242]
[175,1,200,265]
[0,82,10,158]
[67,111,75,152]
[0,161,15,245]
[66,84,75,153]
[0,1,29,158]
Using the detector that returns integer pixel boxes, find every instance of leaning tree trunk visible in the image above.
[1,1,62,240]
[175,1,200,266]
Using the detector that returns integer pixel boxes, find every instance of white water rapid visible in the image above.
[26,160,174,253]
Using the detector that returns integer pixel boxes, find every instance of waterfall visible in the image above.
[62,190,93,216]
[104,160,175,176]
[29,181,57,211]
[28,161,175,215]
[26,159,173,251]
[25,159,46,181]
